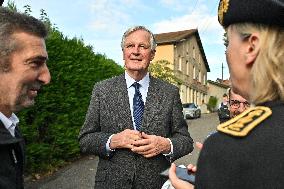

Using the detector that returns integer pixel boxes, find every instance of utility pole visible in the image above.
[221,62,224,81]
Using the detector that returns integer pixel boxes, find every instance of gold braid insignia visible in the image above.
[218,0,230,25]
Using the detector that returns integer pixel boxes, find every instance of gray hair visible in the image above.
[0,7,48,72]
[121,26,157,51]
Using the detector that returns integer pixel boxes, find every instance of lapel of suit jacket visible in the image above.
[142,76,164,129]
[113,74,134,130]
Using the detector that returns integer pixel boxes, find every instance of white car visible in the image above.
[182,103,201,119]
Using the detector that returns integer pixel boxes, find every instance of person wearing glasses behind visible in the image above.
[219,88,250,123]
[228,88,250,118]
[168,0,284,188]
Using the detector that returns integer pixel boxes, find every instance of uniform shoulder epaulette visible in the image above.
[217,106,272,137]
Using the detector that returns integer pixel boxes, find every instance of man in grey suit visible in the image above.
[79,26,193,189]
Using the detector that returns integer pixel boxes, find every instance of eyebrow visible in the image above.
[26,55,48,62]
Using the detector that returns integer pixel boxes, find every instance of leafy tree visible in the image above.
[6,0,17,11]
[223,32,228,48]
[207,96,218,112]
[23,4,31,15]
[149,60,182,85]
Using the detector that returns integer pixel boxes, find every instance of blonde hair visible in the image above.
[233,23,284,105]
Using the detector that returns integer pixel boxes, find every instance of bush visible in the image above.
[19,29,124,174]
[207,96,218,112]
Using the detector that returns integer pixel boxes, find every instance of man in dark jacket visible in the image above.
[0,7,51,188]
[217,93,230,123]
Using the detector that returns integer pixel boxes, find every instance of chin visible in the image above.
[21,100,35,109]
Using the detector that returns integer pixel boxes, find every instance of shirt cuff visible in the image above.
[163,138,173,156]
[106,134,115,155]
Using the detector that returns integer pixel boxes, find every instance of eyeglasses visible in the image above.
[229,100,250,108]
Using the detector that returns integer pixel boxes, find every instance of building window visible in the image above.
[199,71,201,82]
[186,42,189,55]
[193,46,195,59]
[186,86,190,102]
[190,88,193,102]
[186,60,189,75]
[197,91,200,105]
[193,66,196,79]
[194,90,197,104]
[178,57,182,71]
[203,74,206,85]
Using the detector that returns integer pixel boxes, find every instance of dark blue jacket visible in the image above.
[0,122,24,189]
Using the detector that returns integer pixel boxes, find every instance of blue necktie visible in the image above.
[133,82,144,131]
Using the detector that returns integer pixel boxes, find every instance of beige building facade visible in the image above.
[153,29,210,105]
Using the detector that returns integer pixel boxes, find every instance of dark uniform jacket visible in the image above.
[218,102,230,123]
[79,74,193,189]
[0,122,25,189]
[195,100,284,189]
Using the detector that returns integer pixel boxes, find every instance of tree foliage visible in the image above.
[149,60,182,85]
[207,96,218,112]
[6,0,18,11]
[6,3,124,174]
[223,32,228,48]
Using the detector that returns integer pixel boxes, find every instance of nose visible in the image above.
[132,45,140,55]
[38,64,51,85]
[238,103,246,113]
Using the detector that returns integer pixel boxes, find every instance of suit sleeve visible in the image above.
[169,88,194,161]
[78,84,113,159]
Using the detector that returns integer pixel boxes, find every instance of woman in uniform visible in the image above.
[169,0,284,188]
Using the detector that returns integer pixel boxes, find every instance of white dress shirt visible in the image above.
[125,71,149,130]
[0,112,19,137]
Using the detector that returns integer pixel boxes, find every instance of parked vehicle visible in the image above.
[182,103,201,119]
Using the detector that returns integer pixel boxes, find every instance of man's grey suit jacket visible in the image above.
[79,73,193,189]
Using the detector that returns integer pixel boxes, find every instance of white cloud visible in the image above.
[152,7,225,46]
[88,0,130,33]
[159,0,200,12]
[152,11,221,33]
[159,0,182,10]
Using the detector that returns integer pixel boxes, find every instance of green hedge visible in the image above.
[207,96,218,112]
[19,29,124,173]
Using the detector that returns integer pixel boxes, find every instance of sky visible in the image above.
[6,0,230,81]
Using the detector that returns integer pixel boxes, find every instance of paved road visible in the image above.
[24,113,219,189]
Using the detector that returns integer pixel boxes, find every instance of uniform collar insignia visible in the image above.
[217,106,272,137]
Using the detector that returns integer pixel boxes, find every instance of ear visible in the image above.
[122,49,125,60]
[150,50,156,61]
[245,33,260,65]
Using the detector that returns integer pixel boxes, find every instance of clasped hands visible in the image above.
[110,129,170,158]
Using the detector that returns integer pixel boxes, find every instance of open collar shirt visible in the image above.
[0,112,19,137]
